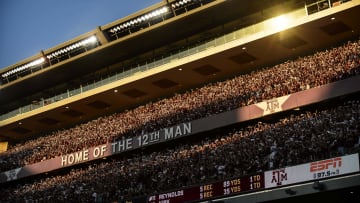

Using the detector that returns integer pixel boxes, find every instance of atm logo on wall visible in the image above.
[255,95,290,116]
[270,169,288,186]
[4,168,21,181]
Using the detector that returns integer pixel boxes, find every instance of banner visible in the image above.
[264,153,360,188]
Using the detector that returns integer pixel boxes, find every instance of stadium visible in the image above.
[0,0,360,202]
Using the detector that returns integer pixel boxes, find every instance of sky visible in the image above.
[0,0,161,70]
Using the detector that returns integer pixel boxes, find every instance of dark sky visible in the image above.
[0,0,161,70]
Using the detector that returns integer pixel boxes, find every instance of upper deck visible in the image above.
[0,0,359,142]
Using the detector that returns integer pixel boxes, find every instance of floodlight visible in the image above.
[1,57,45,78]
[87,36,97,44]
[108,6,168,35]
[45,36,97,61]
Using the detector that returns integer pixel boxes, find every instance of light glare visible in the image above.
[271,15,289,31]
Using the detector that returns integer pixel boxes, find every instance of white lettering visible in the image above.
[111,142,117,153]
[154,131,160,140]
[83,149,89,161]
[100,145,107,156]
[164,123,192,140]
[164,127,174,140]
[175,126,182,137]
[61,155,67,166]
[111,138,133,153]
[158,190,184,200]
[75,151,83,163]
[126,138,133,150]
[118,139,126,152]
[68,154,75,165]
[184,122,191,135]
[61,150,90,167]
[60,123,192,167]
[93,147,101,158]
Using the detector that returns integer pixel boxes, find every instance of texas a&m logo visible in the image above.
[271,169,287,186]
[266,99,280,113]
[4,168,21,181]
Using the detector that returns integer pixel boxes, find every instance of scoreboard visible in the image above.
[220,174,263,197]
[145,154,359,203]
[148,173,264,203]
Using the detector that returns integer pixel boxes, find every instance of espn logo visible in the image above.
[310,157,342,172]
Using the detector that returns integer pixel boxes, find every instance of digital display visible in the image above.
[147,173,264,203]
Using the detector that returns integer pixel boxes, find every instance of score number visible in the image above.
[223,178,241,195]
[200,184,213,199]
[223,174,263,195]
[250,174,262,189]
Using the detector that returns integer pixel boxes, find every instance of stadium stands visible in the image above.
[0,38,359,173]
[2,98,359,202]
[1,1,360,202]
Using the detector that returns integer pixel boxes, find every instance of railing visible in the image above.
[306,0,351,15]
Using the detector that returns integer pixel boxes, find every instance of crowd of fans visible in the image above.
[0,38,360,173]
[2,99,359,202]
